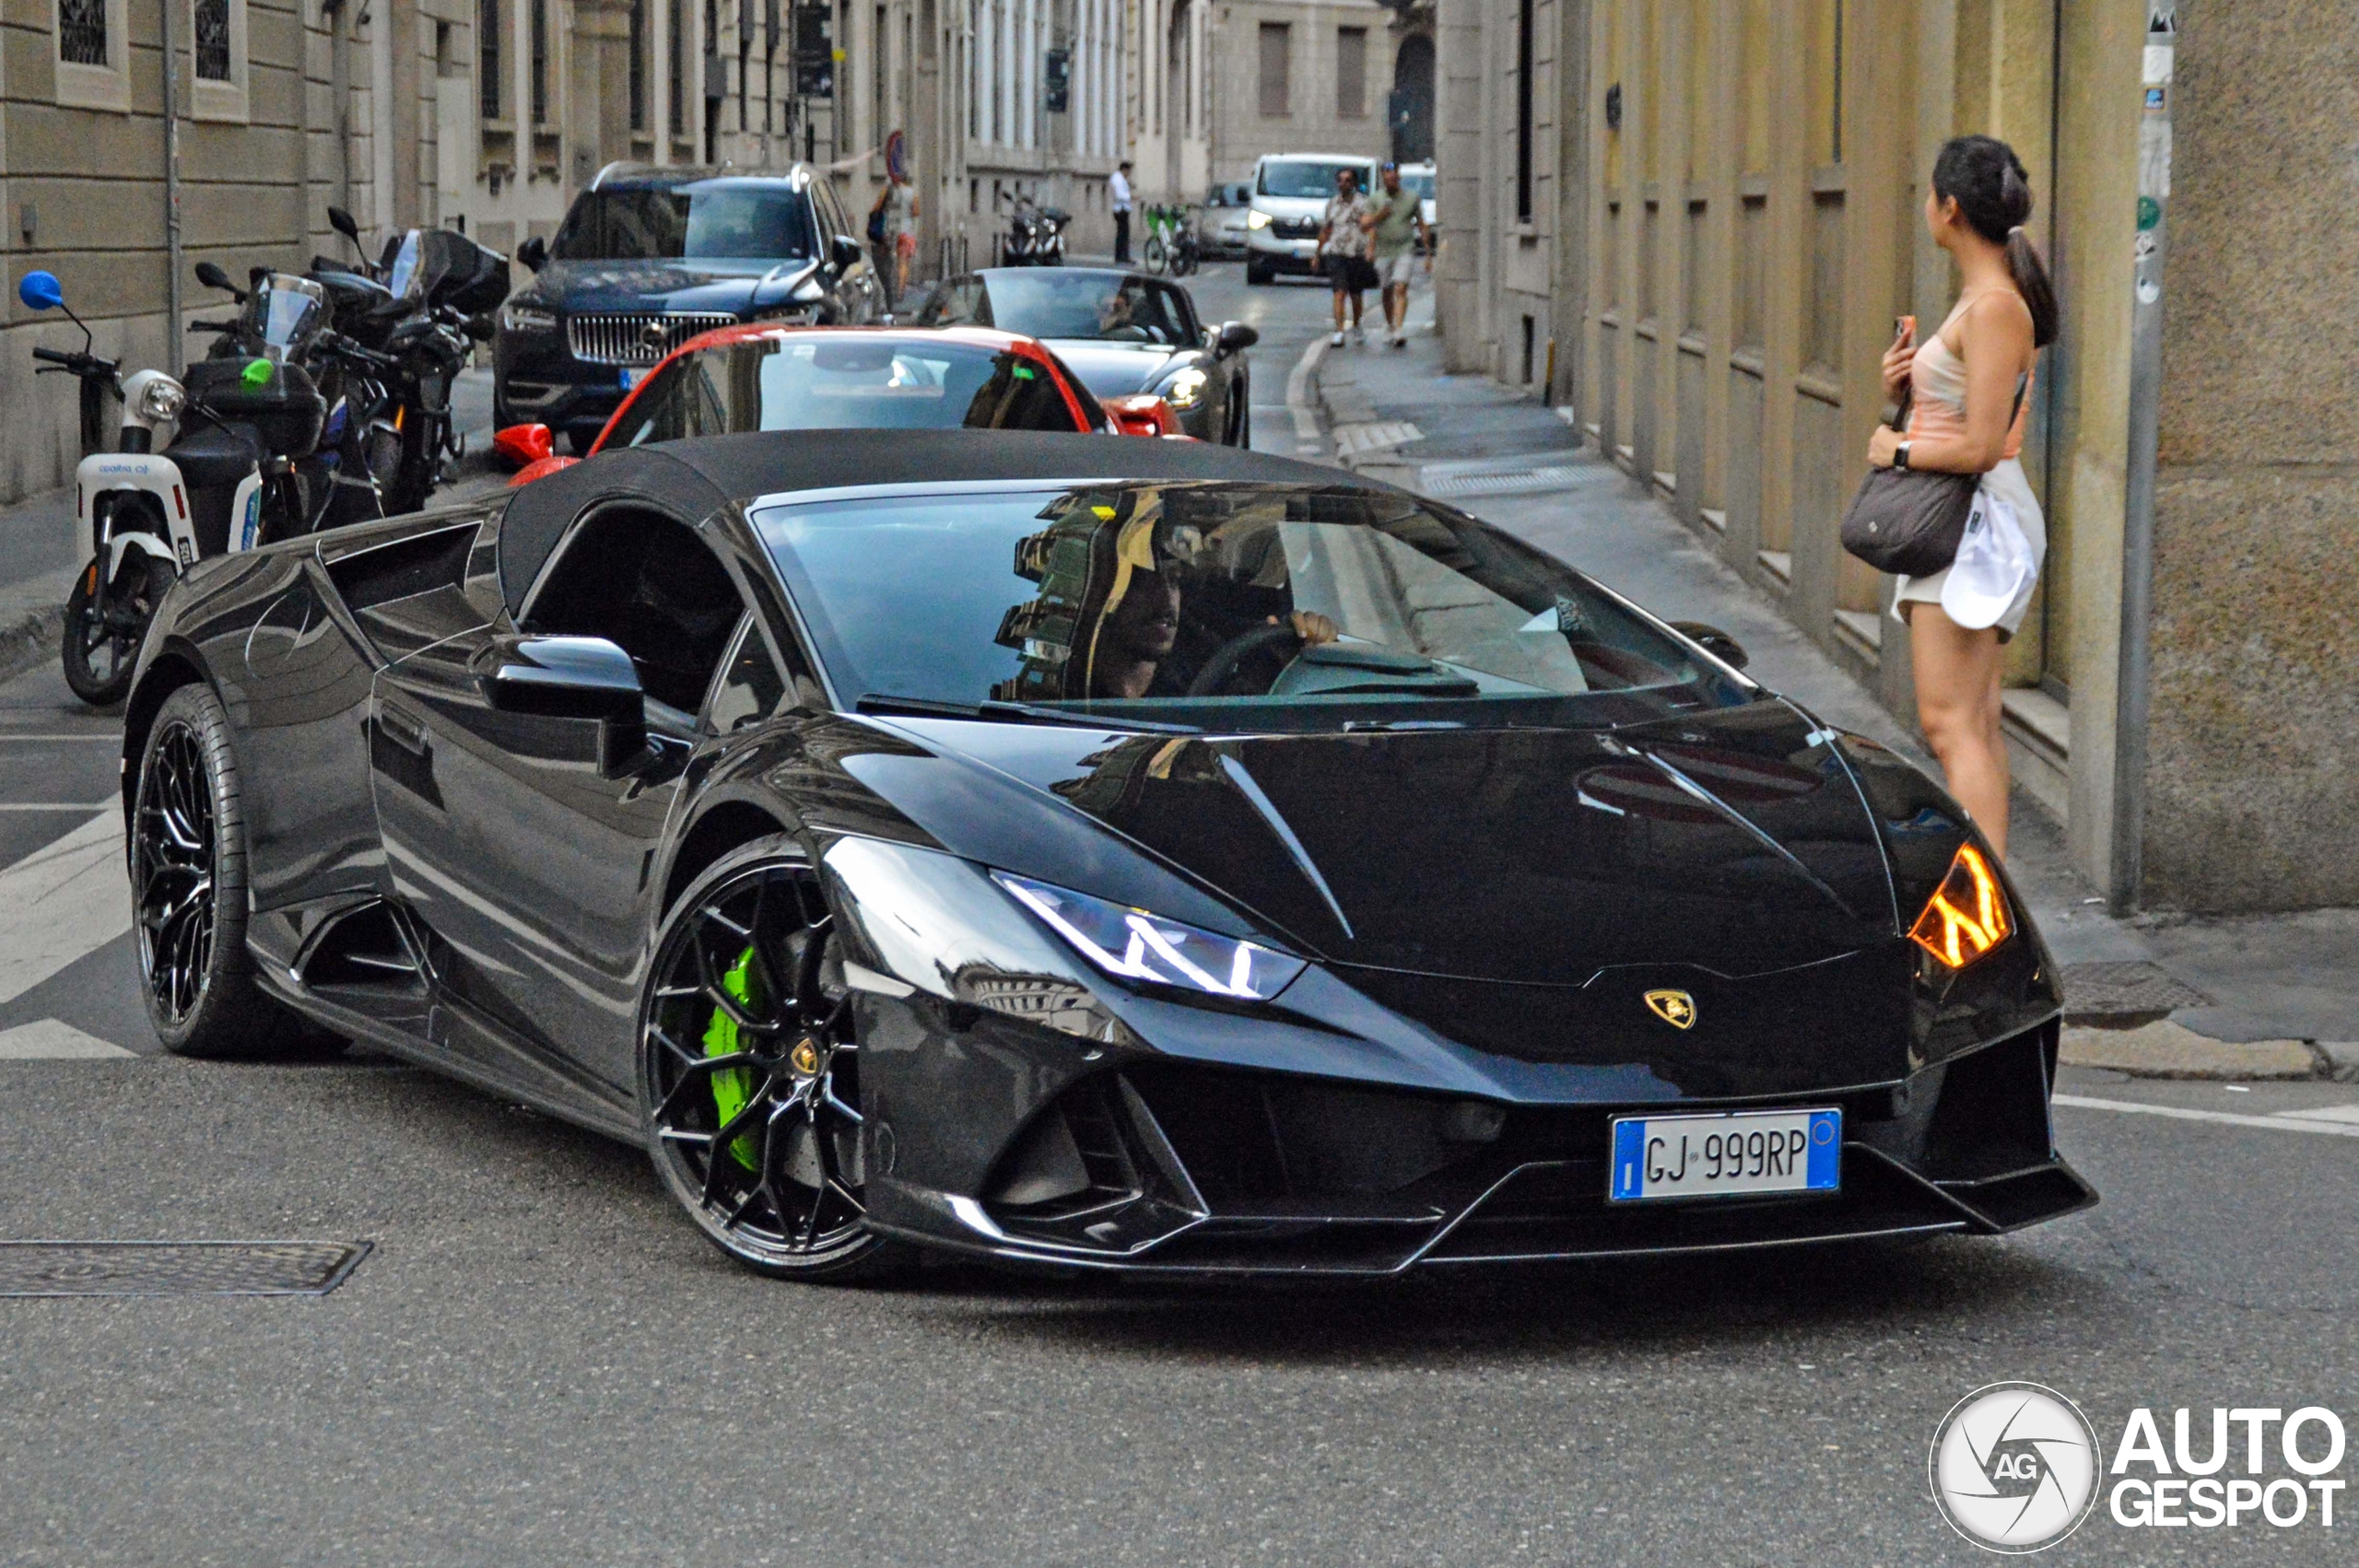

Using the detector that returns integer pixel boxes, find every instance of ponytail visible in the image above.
[1933,135,2059,347]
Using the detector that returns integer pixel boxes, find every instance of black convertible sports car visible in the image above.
[121,430,2094,1281]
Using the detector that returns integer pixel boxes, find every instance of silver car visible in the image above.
[1203,181,1254,258]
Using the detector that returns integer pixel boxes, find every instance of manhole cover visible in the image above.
[0,1241,370,1297]
[2060,961,2212,1024]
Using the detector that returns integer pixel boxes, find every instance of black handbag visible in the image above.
[1838,390,1978,578]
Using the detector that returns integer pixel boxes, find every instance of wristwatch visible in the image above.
[1894,440,1912,471]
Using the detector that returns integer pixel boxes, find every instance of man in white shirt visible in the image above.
[1109,161,1134,263]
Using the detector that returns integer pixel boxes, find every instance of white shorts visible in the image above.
[1378,253,1418,287]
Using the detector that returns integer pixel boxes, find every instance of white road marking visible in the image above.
[0,810,132,1007]
[0,734,121,743]
[2272,1103,2359,1126]
[1285,333,1328,443]
[2054,1093,2359,1139]
[0,1019,135,1059]
[0,800,117,812]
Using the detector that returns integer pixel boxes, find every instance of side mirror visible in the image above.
[516,236,547,272]
[1215,322,1260,356]
[18,270,64,311]
[492,423,555,467]
[829,234,863,272]
[193,261,246,301]
[473,635,647,774]
[1670,621,1750,669]
[327,205,362,243]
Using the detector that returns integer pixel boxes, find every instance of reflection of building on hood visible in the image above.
[993,487,1207,701]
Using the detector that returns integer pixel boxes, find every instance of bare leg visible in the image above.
[1348,291,1365,329]
[1332,288,1347,332]
[1907,602,2013,856]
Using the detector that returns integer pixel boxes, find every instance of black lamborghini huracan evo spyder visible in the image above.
[121,430,2094,1281]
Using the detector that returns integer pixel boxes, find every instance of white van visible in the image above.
[1245,153,1379,285]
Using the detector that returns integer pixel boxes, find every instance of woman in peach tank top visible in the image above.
[1865,135,2056,857]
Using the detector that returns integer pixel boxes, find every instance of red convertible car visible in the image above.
[497,323,1180,484]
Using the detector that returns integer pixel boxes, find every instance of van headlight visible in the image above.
[1247,209,1271,230]
[501,303,557,333]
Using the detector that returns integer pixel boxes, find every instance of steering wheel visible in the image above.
[1186,623,1305,696]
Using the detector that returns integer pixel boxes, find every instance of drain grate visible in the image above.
[0,1240,371,1298]
[1421,464,1589,499]
[2060,961,2213,1025]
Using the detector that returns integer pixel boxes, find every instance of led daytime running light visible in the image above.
[991,872,1302,1001]
[1908,844,2013,969]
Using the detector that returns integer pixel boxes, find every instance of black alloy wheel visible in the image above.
[132,684,316,1056]
[639,841,908,1281]
[63,551,173,707]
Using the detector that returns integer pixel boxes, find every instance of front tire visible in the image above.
[63,551,172,707]
[133,684,311,1057]
[638,839,910,1283]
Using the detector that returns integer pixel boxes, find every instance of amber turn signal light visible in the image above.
[1909,843,2013,969]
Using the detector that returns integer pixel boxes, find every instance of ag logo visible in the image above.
[1930,1383,2102,1553]
[1642,989,1696,1029]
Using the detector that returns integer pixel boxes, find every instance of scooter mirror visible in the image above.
[18,271,64,311]
[194,261,238,293]
[515,236,547,272]
[327,205,362,243]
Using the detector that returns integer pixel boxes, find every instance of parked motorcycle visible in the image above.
[18,269,328,703]
[1001,196,1069,267]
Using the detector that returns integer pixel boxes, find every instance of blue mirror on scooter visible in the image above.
[18,271,65,311]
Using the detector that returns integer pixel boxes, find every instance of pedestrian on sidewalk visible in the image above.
[1360,162,1431,347]
[1110,161,1135,263]
[871,170,920,308]
[1315,168,1376,346]
[1865,135,2057,858]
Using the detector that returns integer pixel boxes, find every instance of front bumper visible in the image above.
[856,994,2093,1278]
[1247,233,1321,273]
[494,332,651,449]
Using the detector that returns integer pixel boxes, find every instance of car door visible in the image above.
[370,501,749,1097]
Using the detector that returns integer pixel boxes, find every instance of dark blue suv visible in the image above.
[495,164,886,451]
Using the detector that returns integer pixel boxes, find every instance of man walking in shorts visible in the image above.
[1316,168,1375,346]
[1361,162,1431,348]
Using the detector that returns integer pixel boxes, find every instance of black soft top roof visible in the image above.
[494,429,1389,614]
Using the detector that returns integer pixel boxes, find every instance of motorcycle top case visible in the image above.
[182,357,327,458]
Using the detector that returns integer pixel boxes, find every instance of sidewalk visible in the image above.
[1313,310,2359,1080]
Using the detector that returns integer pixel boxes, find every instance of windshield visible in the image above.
[551,183,816,262]
[1258,160,1371,200]
[244,275,330,362]
[754,482,1740,731]
[932,273,1193,346]
[611,336,1086,445]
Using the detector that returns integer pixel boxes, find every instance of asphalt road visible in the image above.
[3,271,2355,1567]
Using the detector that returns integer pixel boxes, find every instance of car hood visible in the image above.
[864,700,1928,987]
[1038,339,1189,397]
[526,256,817,315]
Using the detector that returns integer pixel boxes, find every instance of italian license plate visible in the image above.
[1608,1107,1840,1202]
[620,368,648,390]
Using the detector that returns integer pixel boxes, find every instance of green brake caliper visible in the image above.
[702,946,762,1171]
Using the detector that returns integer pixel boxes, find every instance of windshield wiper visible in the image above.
[855,693,1202,734]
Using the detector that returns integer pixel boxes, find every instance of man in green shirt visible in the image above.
[1360,161,1433,348]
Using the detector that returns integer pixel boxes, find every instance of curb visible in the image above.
[0,604,62,686]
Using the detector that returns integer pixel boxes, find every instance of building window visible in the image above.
[480,0,503,119]
[1514,0,1533,220]
[57,0,106,64]
[1257,21,1288,119]
[629,0,648,131]
[193,0,229,78]
[668,0,686,136]
[1335,26,1365,119]
[531,0,551,125]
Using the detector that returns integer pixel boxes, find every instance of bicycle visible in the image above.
[1138,205,1200,277]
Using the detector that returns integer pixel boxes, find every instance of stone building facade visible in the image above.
[1205,0,1412,187]
[1441,0,2359,917]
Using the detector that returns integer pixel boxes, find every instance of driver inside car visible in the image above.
[1087,565,1337,698]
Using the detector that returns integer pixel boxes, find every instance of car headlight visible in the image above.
[1908,843,2013,969]
[135,376,186,424]
[1159,367,1208,410]
[1247,209,1271,230]
[501,303,557,333]
[992,872,1305,1001]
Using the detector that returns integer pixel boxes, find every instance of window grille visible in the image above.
[59,0,108,66]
